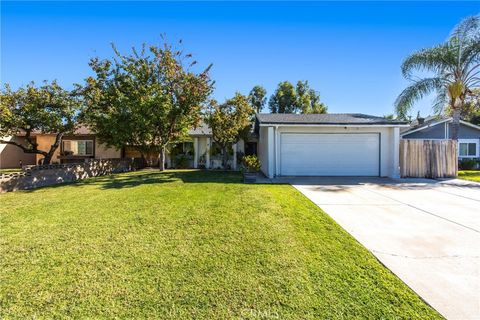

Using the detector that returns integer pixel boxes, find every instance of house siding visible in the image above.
[258,126,270,176]
[0,136,36,168]
[402,123,447,139]
[403,122,480,140]
[95,141,122,159]
[448,123,480,139]
[35,135,61,164]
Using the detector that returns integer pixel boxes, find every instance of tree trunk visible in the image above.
[42,154,53,165]
[451,100,462,141]
[42,133,64,165]
[158,146,166,171]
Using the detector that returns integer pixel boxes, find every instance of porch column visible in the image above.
[193,137,199,168]
[206,137,211,169]
[392,127,400,178]
[267,126,275,178]
[232,142,237,170]
[275,126,280,177]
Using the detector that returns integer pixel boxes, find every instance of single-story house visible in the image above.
[0,136,37,169]
[0,124,252,170]
[255,113,408,178]
[1,113,408,178]
[401,116,480,162]
[0,126,122,169]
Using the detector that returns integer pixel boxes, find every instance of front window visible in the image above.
[62,140,94,156]
[459,141,478,158]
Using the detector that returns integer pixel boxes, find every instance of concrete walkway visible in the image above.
[290,177,479,320]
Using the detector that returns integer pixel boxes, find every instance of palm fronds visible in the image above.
[395,78,444,116]
[401,44,456,79]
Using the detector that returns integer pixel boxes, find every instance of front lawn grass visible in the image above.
[458,170,480,182]
[0,170,441,319]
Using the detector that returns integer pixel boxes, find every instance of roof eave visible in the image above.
[258,122,410,127]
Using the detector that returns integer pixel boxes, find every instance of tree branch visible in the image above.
[0,138,47,156]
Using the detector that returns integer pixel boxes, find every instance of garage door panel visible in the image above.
[280,133,380,176]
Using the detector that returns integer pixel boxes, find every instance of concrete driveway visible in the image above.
[290,177,480,320]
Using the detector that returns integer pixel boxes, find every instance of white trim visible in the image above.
[459,120,480,130]
[393,127,400,178]
[193,137,199,168]
[400,118,451,137]
[267,126,275,178]
[274,126,280,177]
[205,137,211,169]
[458,139,479,158]
[259,123,409,128]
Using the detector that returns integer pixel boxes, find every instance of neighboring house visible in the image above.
[0,123,253,170]
[401,116,480,162]
[0,136,36,168]
[255,113,408,178]
[0,126,121,169]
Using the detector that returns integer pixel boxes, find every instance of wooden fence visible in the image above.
[400,140,457,178]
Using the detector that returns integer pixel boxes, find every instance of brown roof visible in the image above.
[15,124,93,136]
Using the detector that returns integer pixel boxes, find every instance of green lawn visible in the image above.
[0,170,441,319]
[458,170,480,182]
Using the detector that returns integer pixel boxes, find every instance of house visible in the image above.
[0,126,122,169]
[255,113,408,178]
[1,113,408,178]
[0,136,37,169]
[401,116,480,162]
[0,123,253,170]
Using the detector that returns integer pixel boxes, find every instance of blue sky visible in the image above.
[1,1,479,117]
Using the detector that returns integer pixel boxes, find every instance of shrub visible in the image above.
[242,155,261,173]
[459,158,478,170]
[175,154,190,169]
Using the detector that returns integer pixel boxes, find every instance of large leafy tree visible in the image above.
[0,81,81,164]
[268,81,298,113]
[206,93,253,169]
[296,80,327,114]
[461,88,480,125]
[82,41,213,170]
[268,81,327,114]
[248,85,267,113]
[395,16,480,140]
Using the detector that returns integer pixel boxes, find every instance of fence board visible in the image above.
[400,140,457,178]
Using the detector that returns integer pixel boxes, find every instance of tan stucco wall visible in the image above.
[35,135,61,164]
[95,141,122,159]
[0,136,36,168]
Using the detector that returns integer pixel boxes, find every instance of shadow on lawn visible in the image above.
[15,170,245,193]
[97,169,244,189]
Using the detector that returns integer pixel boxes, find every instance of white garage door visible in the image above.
[280,133,380,176]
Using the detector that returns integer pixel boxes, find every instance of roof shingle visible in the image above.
[256,113,408,125]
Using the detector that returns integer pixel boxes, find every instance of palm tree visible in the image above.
[395,16,480,140]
